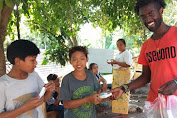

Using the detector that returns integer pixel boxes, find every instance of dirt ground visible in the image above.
[96,84,150,118]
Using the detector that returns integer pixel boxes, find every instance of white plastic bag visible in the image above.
[166,95,177,118]
[144,94,168,118]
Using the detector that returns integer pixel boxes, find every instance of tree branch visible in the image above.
[16,4,20,40]
[38,24,69,49]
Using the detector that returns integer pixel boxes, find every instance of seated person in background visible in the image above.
[89,63,107,92]
[46,74,64,118]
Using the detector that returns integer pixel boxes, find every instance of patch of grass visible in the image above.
[101,73,112,75]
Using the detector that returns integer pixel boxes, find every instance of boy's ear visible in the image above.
[14,57,20,65]
[69,59,71,64]
[86,57,89,62]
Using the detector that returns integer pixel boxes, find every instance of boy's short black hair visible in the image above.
[7,39,40,64]
[69,46,88,59]
[47,74,58,81]
[134,0,166,15]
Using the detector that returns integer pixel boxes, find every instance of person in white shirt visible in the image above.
[0,40,55,118]
[107,39,132,118]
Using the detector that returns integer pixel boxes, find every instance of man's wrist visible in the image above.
[120,84,130,93]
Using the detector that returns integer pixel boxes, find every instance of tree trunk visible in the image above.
[0,40,6,77]
[16,5,20,40]
[72,37,78,46]
[0,1,14,77]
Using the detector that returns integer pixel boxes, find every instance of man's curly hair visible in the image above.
[134,0,166,15]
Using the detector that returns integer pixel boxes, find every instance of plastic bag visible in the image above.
[144,94,168,118]
[167,95,177,118]
[144,94,177,118]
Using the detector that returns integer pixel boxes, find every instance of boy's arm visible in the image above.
[0,97,43,118]
[101,78,107,92]
[53,87,60,106]
[0,105,29,118]
[43,82,55,102]
[63,94,101,109]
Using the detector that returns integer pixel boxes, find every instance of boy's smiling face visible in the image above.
[70,51,88,72]
[16,55,38,73]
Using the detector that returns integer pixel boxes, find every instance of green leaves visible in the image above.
[5,0,175,66]
[41,57,49,65]
[0,0,3,11]
[5,0,13,8]
[0,0,14,11]
[42,38,69,66]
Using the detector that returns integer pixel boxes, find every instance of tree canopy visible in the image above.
[6,0,144,65]
[0,0,176,76]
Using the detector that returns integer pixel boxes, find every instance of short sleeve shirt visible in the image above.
[138,26,177,102]
[0,71,44,118]
[59,70,100,118]
[113,50,132,69]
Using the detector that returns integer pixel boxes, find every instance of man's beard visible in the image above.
[145,16,162,32]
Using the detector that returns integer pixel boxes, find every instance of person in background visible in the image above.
[89,63,107,92]
[107,39,132,118]
[46,74,64,118]
[0,40,55,118]
[109,0,177,117]
[89,63,108,112]
[59,46,102,118]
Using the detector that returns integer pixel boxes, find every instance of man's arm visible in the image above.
[109,65,151,100]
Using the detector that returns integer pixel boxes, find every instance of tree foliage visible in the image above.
[2,0,176,68]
